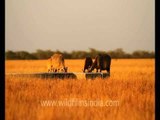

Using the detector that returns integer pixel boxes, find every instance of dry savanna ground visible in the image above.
[5,59,155,120]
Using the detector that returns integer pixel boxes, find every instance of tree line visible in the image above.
[5,48,155,60]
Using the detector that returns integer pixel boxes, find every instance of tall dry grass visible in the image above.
[5,59,155,120]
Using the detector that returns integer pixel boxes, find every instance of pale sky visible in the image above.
[5,0,155,53]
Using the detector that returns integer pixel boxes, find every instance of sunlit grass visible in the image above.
[5,59,155,120]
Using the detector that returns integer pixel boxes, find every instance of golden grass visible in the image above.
[5,59,155,120]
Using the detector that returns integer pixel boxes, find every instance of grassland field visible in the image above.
[5,59,155,120]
